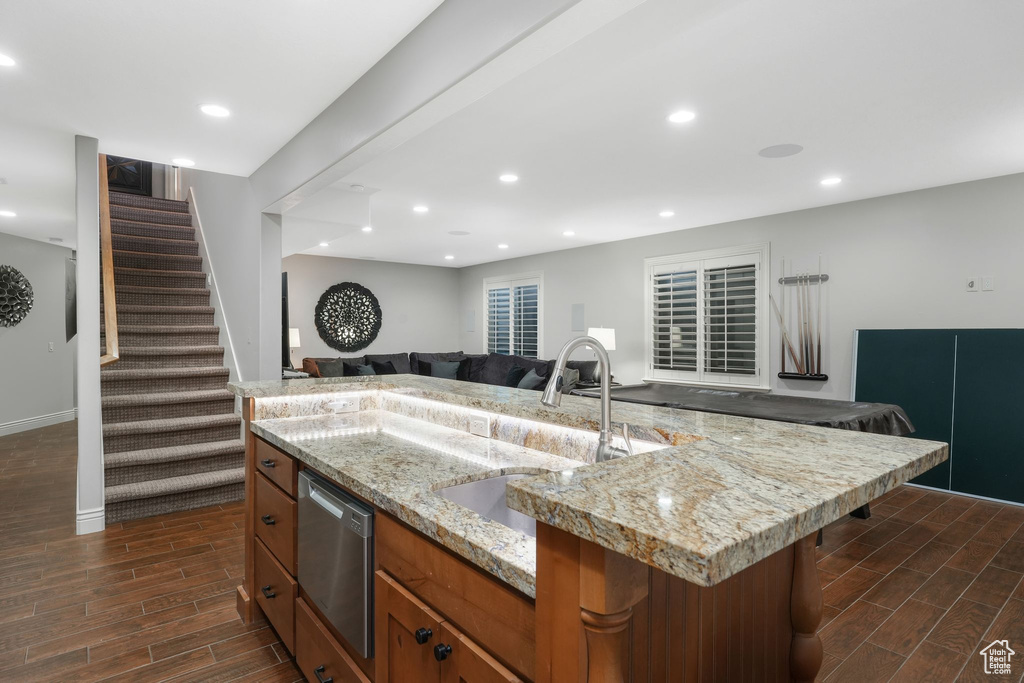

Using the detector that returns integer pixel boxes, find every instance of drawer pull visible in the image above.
[260,458,276,468]
[261,514,276,526]
[414,627,432,644]
[261,585,276,599]
[434,643,452,662]
[314,665,333,683]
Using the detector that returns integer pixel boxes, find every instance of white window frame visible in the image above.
[482,272,544,358]
[643,243,770,390]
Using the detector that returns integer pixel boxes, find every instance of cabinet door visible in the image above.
[439,622,523,683]
[375,570,443,683]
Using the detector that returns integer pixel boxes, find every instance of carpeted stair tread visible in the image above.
[102,324,219,335]
[102,412,240,438]
[111,233,200,256]
[101,365,228,380]
[109,192,189,213]
[115,285,210,296]
[105,304,215,315]
[111,217,195,234]
[110,205,192,227]
[102,388,235,408]
[110,345,224,357]
[104,439,244,468]
[105,467,245,504]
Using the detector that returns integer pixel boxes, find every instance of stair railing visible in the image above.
[99,153,120,367]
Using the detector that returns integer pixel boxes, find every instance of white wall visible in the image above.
[181,168,263,381]
[283,254,461,364]
[0,231,76,433]
[457,173,1024,400]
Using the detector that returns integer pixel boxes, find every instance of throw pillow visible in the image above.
[505,365,528,387]
[561,368,581,393]
[343,362,375,376]
[423,360,462,380]
[517,368,548,391]
[371,360,398,375]
[317,358,347,377]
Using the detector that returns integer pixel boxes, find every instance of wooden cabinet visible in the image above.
[254,538,297,652]
[375,570,522,683]
[255,471,297,574]
[297,597,371,683]
[255,437,299,496]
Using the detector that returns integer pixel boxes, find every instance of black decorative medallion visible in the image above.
[314,282,382,352]
[106,155,152,196]
[0,264,34,328]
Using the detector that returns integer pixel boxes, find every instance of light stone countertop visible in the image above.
[232,375,947,589]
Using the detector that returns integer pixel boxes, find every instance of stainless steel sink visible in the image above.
[436,474,536,538]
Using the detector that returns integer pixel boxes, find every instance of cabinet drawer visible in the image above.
[255,473,297,574]
[254,538,297,654]
[296,597,371,683]
[254,437,298,497]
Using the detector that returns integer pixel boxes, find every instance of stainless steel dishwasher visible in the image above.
[298,470,374,659]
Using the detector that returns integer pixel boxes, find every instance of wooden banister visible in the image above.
[99,153,119,367]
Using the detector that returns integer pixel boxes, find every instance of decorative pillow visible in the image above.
[505,365,529,387]
[317,358,347,377]
[517,369,548,391]
[418,359,468,380]
[410,351,465,374]
[343,362,375,376]
[561,368,581,393]
[365,353,411,374]
[566,360,600,384]
[371,360,398,375]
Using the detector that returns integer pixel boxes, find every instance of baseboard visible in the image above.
[76,506,106,535]
[905,482,1024,508]
[0,409,76,437]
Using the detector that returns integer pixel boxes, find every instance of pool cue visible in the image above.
[779,260,786,371]
[770,294,803,374]
[804,273,814,373]
[816,256,823,375]
[798,274,807,373]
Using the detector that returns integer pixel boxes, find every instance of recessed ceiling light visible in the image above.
[667,110,696,124]
[361,226,372,233]
[319,242,329,247]
[497,243,509,249]
[199,104,230,118]
[758,143,804,159]
[350,184,365,191]
[444,255,455,260]
[0,210,16,218]
[499,174,518,183]
[448,230,470,236]
[0,53,15,67]
[562,230,575,237]
[820,177,842,186]
[413,205,429,213]
[172,158,195,167]
[658,210,675,218]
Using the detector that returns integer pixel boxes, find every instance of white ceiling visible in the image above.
[292,0,1024,267]
[0,0,443,246]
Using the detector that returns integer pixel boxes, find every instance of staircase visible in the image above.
[100,191,244,525]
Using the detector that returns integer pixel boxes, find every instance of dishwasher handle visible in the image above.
[308,482,347,520]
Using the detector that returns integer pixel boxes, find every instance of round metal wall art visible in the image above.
[0,264,34,328]
[314,282,382,352]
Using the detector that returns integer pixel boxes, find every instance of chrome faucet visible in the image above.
[541,335,633,463]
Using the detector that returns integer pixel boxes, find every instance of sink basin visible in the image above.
[436,474,536,538]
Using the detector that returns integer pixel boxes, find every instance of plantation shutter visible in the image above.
[485,276,542,358]
[651,264,699,376]
[703,262,757,376]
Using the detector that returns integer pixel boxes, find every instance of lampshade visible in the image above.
[587,327,616,351]
[289,328,301,348]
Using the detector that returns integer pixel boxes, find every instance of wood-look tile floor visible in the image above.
[817,485,1024,682]
[0,421,302,682]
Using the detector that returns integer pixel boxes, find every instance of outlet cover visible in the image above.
[966,276,979,292]
[982,276,995,291]
[469,414,491,438]
[329,399,359,414]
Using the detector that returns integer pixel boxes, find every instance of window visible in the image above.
[484,273,542,358]
[644,244,769,389]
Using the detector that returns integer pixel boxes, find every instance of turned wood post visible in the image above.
[536,523,648,683]
[790,532,824,682]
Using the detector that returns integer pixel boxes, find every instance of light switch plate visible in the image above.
[982,276,995,291]
[469,414,491,438]
[329,399,359,414]
[966,276,979,292]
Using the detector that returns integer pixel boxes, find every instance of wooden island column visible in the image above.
[535,523,823,682]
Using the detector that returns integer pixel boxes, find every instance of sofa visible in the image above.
[301,351,606,393]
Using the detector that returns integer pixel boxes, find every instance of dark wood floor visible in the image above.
[816,485,1024,682]
[5,421,1023,682]
[0,420,301,682]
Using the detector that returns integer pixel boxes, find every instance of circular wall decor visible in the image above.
[0,264,34,328]
[314,282,382,352]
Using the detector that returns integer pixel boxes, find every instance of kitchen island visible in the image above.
[229,375,946,682]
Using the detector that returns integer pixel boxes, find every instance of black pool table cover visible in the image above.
[572,383,914,436]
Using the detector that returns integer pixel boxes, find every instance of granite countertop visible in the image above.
[232,376,948,590]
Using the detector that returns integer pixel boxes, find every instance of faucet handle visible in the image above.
[621,423,634,456]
